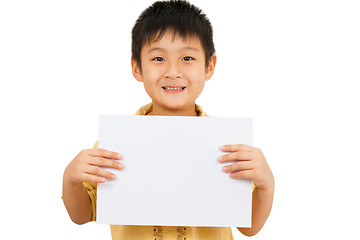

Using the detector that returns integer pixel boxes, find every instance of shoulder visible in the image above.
[135,103,153,115]
[195,104,210,117]
[93,140,99,149]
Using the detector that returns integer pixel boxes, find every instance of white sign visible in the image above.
[98,115,253,227]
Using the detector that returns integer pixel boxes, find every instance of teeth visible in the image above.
[163,87,184,90]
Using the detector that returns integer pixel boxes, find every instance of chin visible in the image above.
[160,100,191,110]
[164,103,187,110]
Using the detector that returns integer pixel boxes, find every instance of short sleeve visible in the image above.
[82,140,99,221]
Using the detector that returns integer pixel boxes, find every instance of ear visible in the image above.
[131,58,143,82]
[205,54,217,81]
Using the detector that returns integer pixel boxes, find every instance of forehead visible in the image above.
[142,30,204,53]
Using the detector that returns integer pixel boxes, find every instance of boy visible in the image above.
[62,0,274,239]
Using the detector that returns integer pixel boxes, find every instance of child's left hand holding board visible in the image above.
[218,144,274,235]
[218,144,274,191]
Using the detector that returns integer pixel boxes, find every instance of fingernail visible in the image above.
[118,163,124,169]
[117,153,122,159]
[223,166,228,172]
[220,145,225,151]
[101,178,106,183]
[111,174,116,180]
[218,156,223,162]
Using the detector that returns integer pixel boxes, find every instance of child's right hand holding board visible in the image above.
[64,149,124,184]
[62,149,123,224]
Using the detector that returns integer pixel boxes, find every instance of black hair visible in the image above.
[131,0,215,72]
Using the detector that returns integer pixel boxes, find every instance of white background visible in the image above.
[0,0,359,239]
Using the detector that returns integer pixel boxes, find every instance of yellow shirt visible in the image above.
[83,103,235,240]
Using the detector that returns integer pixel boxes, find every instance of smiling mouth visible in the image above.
[162,86,186,90]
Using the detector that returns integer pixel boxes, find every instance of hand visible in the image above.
[64,148,124,184]
[218,144,274,191]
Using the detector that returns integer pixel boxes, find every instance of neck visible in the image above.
[147,103,198,116]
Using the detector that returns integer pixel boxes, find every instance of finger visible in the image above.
[84,165,117,180]
[81,172,106,183]
[89,157,124,170]
[220,144,254,152]
[88,148,122,160]
[229,170,253,179]
[222,161,253,173]
[218,151,253,163]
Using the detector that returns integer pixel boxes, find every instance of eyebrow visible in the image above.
[147,47,200,54]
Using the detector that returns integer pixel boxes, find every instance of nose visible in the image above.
[164,61,182,79]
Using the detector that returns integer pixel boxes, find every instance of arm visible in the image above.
[218,144,275,236]
[237,185,274,236]
[62,174,93,225]
[62,148,123,225]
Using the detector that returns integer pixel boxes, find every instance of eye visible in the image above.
[152,57,164,61]
[182,56,194,61]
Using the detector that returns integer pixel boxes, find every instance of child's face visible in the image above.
[132,31,216,115]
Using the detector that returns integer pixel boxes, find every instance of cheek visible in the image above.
[194,80,205,95]
[186,66,206,90]
[142,66,161,85]
[141,66,162,98]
